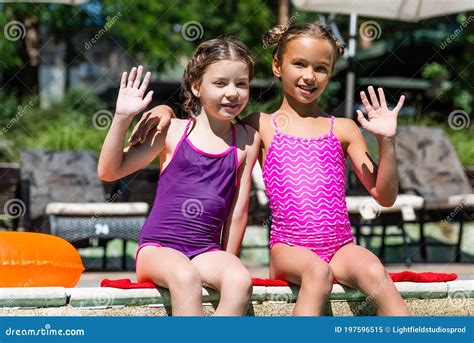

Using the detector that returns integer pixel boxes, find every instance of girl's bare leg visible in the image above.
[136,246,204,316]
[270,244,334,316]
[191,251,252,316]
[329,243,411,316]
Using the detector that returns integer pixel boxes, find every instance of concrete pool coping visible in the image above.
[0,280,472,316]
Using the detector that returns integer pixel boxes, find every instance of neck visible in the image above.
[194,110,232,137]
[279,92,326,118]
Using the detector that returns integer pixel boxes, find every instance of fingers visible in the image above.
[125,66,151,92]
[360,91,374,113]
[129,112,150,145]
[377,87,387,108]
[394,94,405,113]
[368,86,380,109]
[133,66,143,88]
[157,116,167,132]
[134,121,157,144]
[356,110,369,129]
[144,90,154,105]
[139,71,152,92]
[120,72,127,88]
[127,67,137,88]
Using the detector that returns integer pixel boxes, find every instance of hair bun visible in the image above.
[262,24,288,48]
[334,39,346,60]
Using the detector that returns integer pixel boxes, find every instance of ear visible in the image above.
[272,58,282,78]
[191,83,200,98]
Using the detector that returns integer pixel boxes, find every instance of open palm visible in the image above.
[115,66,153,118]
[357,86,405,138]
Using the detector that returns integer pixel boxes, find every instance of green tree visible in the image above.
[102,0,274,77]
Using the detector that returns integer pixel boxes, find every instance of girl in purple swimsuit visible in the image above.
[98,37,260,316]
[133,23,411,317]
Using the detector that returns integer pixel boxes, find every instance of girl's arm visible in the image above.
[222,127,261,256]
[98,66,165,181]
[344,86,405,207]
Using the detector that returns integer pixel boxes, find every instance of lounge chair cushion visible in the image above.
[45,202,149,216]
[346,194,424,220]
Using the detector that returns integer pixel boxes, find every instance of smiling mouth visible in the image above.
[297,85,317,94]
[221,103,239,110]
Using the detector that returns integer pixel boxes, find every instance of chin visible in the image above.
[296,95,318,104]
[216,111,238,120]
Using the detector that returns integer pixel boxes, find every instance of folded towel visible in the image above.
[253,271,458,286]
[101,271,457,289]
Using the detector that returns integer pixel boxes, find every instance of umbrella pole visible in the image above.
[344,13,358,118]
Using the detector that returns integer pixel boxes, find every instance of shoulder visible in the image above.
[242,111,272,129]
[333,117,362,144]
[168,118,188,133]
[235,123,260,146]
[234,123,261,159]
[255,111,272,125]
[333,116,357,128]
[152,118,188,147]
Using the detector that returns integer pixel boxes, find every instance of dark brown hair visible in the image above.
[181,37,255,116]
[263,23,345,72]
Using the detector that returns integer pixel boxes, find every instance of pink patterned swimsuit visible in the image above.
[263,114,354,263]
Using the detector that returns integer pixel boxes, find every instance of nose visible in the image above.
[302,69,316,84]
[225,84,239,99]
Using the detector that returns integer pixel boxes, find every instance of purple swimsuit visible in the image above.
[137,118,238,259]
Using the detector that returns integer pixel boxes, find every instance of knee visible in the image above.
[361,262,389,285]
[302,263,334,293]
[221,268,253,297]
[169,267,202,289]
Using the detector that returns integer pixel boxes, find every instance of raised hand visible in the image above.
[115,66,153,118]
[357,86,405,139]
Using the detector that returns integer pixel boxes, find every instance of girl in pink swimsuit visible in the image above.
[258,23,409,316]
[133,23,411,316]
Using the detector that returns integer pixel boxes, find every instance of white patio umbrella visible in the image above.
[293,0,474,21]
[292,0,474,117]
[5,0,87,4]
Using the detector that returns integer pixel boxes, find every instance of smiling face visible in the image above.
[272,36,334,104]
[192,60,250,120]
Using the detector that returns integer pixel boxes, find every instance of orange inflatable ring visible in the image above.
[0,232,84,287]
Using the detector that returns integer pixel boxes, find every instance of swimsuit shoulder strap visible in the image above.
[180,116,194,140]
[270,113,280,133]
[185,116,193,133]
[330,115,335,134]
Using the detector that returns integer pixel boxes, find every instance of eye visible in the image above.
[213,81,225,86]
[237,82,248,88]
[294,61,305,68]
[316,66,328,72]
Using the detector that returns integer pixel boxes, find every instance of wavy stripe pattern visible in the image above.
[263,115,354,262]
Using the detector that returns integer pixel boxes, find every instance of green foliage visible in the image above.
[420,13,473,113]
[102,0,274,77]
[421,62,450,79]
[0,30,22,72]
[0,89,110,162]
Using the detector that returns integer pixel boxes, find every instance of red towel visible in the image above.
[253,271,458,286]
[101,271,457,289]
